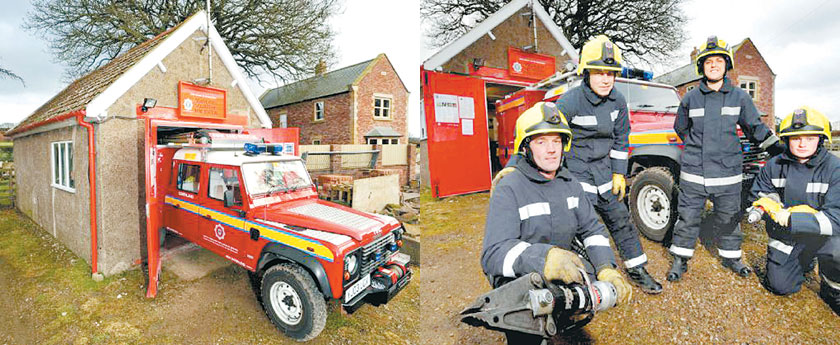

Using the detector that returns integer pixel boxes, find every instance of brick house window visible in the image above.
[739,77,759,100]
[51,141,74,192]
[314,101,324,121]
[367,137,399,145]
[312,139,322,145]
[686,85,696,92]
[374,97,391,119]
[278,113,287,128]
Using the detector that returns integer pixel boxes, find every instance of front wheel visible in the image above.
[261,263,327,341]
[629,167,678,242]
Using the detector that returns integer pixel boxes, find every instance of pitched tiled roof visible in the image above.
[653,63,699,87]
[260,58,375,109]
[8,24,178,134]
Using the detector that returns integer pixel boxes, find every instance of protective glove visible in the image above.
[789,204,818,214]
[766,141,787,157]
[490,167,517,197]
[753,197,783,214]
[775,208,792,227]
[543,247,585,284]
[597,267,632,305]
[612,174,626,201]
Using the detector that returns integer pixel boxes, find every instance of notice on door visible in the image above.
[433,93,460,124]
[458,96,475,119]
[461,119,474,135]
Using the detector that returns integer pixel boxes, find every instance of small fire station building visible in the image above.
[421,0,578,197]
[7,11,271,276]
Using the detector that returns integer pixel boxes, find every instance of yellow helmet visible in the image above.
[695,35,734,76]
[779,106,832,144]
[514,102,573,153]
[577,35,623,75]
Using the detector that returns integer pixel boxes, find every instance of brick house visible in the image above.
[260,54,408,145]
[654,37,776,130]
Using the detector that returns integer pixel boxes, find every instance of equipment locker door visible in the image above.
[422,70,492,198]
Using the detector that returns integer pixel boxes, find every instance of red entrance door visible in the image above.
[422,70,491,198]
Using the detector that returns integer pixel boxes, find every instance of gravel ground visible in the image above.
[418,191,840,345]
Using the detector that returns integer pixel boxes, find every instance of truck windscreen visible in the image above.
[242,160,313,196]
[614,81,680,112]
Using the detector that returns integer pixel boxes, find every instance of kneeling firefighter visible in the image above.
[750,107,840,315]
[470,102,632,344]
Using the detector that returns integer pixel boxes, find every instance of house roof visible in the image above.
[653,63,699,87]
[365,126,402,137]
[9,10,272,137]
[260,58,375,109]
[422,0,579,71]
[654,38,773,87]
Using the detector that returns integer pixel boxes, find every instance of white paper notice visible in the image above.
[433,94,460,123]
[461,119,474,135]
[458,96,475,119]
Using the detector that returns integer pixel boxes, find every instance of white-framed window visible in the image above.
[374,96,391,119]
[686,85,696,92]
[278,113,288,128]
[739,77,759,100]
[314,102,324,121]
[367,137,399,145]
[367,138,378,145]
[312,139,321,145]
[51,141,75,192]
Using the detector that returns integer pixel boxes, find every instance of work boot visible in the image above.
[721,258,752,277]
[626,266,663,294]
[820,278,840,316]
[667,255,688,282]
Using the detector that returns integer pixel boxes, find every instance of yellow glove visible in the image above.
[544,247,585,284]
[789,205,818,214]
[490,167,517,197]
[597,267,632,306]
[612,174,626,201]
[774,208,792,227]
[753,197,783,214]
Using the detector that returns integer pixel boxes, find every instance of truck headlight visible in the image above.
[344,252,359,276]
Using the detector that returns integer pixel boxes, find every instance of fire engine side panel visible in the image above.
[422,70,492,198]
[495,90,546,167]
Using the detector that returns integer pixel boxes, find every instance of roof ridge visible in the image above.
[275,57,375,89]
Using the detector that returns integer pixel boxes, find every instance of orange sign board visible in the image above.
[508,47,556,81]
[178,81,227,119]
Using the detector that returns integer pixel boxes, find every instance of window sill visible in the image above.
[52,184,76,193]
[311,119,325,124]
[373,117,393,122]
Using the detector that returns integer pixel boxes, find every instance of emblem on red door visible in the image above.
[214,223,225,240]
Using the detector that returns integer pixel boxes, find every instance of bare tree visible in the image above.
[24,0,339,83]
[0,65,25,87]
[422,0,687,66]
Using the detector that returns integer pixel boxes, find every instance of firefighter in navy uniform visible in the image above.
[553,35,663,293]
[482,102,632,344]
[750,107,840,316]
[668,36,786,281]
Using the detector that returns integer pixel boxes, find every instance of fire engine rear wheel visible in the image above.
[261,263,326,341]
[629,167,678,242]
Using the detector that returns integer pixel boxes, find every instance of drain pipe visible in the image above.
[75,111,100,277]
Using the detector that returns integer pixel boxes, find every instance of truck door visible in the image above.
[422,70,492,198]
[164,161,203,242]
[198,165,258,270]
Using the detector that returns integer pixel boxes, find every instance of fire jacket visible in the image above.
[674,77,781,193]
[481,156,617,286]
[750,147,840,240]
[555,84,629,195]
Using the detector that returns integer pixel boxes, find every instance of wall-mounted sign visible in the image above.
[178,81,227,119]
[508,47,556,81]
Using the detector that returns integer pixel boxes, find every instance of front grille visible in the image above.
[359,233,396,276]
[741,136,769,176]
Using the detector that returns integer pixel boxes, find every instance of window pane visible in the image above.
[375,98,381,107]
[208,167,241,205]
[68,143,74,188]
[60,143,66,187]
[177,164,201,193]
[53,143,59,184]
[383,108,389,117]
[383,99,390,108]
[375,108,380,117]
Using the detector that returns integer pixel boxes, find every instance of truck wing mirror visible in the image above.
[224,189,236,208]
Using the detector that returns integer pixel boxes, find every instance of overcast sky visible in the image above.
[0,0,422,135]
[1,0,838,136]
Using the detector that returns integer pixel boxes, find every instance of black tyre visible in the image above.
[261,263,327,341]
[629,167,678,242]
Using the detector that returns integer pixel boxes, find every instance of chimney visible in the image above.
[690,47,698,64]
[315,59,327,76]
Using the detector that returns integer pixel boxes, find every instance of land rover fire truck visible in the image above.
[494,69,769,241]
[159,130,411,341]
